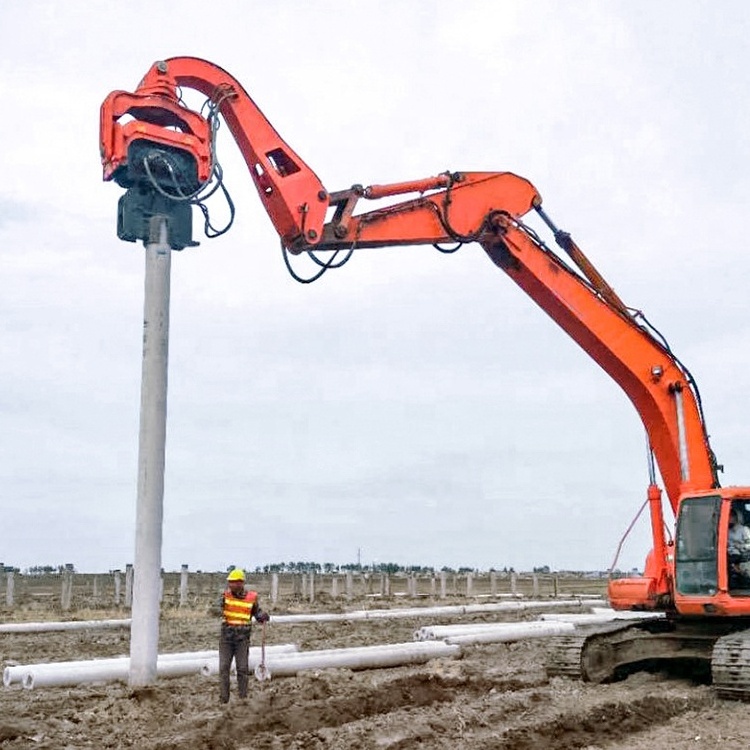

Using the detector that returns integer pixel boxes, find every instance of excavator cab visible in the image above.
[674,490,750,614]
[674,493,721,598]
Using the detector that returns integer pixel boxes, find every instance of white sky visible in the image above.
[2,1,750,574]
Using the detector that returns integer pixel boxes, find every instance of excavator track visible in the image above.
[545,633,591,679]
[546,618,728,686]
[711,628,750,701]
[546,621,645,683]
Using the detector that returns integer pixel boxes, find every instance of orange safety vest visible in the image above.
[222,589,258,626]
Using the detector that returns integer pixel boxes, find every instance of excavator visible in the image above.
[100,57,750,698]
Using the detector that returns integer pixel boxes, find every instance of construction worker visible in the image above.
[214,567,270,703]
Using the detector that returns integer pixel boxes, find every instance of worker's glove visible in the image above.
[255,612,270,624]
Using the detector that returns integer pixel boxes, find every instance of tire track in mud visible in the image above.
[472,688,714,750]
[229,672,462,734]
[186,671,547,748]
[193,667,714,750]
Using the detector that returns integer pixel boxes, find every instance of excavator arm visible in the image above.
[100,59,549,254]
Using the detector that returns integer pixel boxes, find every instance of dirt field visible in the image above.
[2,600,750,749]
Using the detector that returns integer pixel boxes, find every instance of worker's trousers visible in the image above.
[219,623,251,702]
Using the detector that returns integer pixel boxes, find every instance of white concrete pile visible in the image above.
[412,606,664,646]
[4,645,298,690]
[271,599,607,624]
[537,607,665,626]
[0,619,131,634]
[414,620,576,644]
[236,641,461,681]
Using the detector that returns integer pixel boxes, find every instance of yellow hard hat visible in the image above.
[227,568,245,582]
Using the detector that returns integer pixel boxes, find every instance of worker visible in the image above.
[728,508,750,587]
[214,567,270,703]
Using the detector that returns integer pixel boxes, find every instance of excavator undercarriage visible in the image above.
[546,618,750,700]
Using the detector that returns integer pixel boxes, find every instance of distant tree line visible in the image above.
[3,562,628,577]
[21,564,76,576]
[253,562,521,575]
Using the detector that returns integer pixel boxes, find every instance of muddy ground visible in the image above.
[1,601,749,749]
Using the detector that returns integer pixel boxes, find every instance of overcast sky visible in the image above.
[2,1,750,575]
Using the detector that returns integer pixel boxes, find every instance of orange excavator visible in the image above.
[100,57,750,697]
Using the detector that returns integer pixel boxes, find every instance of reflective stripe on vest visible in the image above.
[223,589,257,626]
